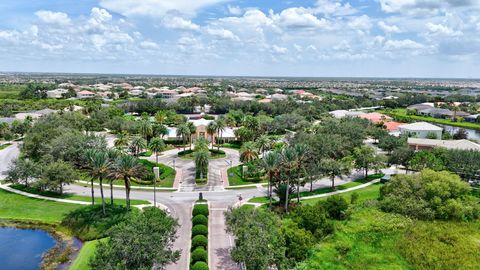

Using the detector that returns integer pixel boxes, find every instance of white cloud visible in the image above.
[347,15,372,31]
[163,16,200,30]
[35,10,71,26]
[426,22,462,36]
[314,0,357,16]
[227,5,242,16]
[379,0,479,15]
[206,27,239,40]
[273,7,330,29]
[99,0,230,17]
[0,30,20,42]
[271,45,288,54]
[378,21,401,33]
[140,41,159,49]
[384,39,425,50]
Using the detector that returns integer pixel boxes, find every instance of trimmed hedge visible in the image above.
[178,149,194,156]
[192,235,208,249]
[191,261,209,270]
[192,224,208,237]
[191,247,208,263]
[209,149,225,155]
[192,214,208,226]
[192,204,209,217]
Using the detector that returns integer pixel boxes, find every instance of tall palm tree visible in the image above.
[149,138,166,165]
[84,149,97,207]
[240,142,259,164]
[130,136,147,157]
[154,111,167,125]
[176,124,191,151]
[256,135,271,157]
[207,122,217,150]
[194,137,209,152]
[215,117,226,150]
[139,120,153,142]
[106,149,121,204]
[86,150,110,214]
[294,144,308,203]
[195,150,209,180]
[110,155,143,210]
[262,151,280,209]
[153,124,169,139]
[114,132,129,150]
[281,147,298,213]
[187,122,196,150]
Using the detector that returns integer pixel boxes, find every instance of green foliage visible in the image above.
[192,204,209,217]
[192,214,208,226]
[290,203,334,238]
[89,207,179,270]
[191,247,208,263]
[192,224,208,237]
[350,192,359,204]
[323,195,349,220]
[380,170,480,220]
[280,219,314,262]
[61,204,131,241]
[191,261,209,270]
[191,235,208,250]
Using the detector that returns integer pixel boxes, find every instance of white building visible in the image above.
[329,110,366,119]
[47,88,68,99]
[398,122,443,139]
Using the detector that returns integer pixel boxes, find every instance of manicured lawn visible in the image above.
[10,184,150,206]
[248,196,276,204]
[382,108,480,130]
[0,143,12,150]
[0,189,82,224]
[69,239,102,270]
[215,143,242,149]
[227,165,266,186]
[302,183,383,205]
[178,149,226,160]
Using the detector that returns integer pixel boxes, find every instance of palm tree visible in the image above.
[281,147,298,213]
[195,150,209,180]
[139,120,153,142]
[256,135,271,157]
[187,122,196,150]
[153,124,169,139]
[110,155,143,210]
[130,136,147,157]
[294,144,308,203]
[86,150,110,214]
[206,122,217,150]
[114,132,129,150]
[176,124,191,151]
[149,138,166,164]
[215,118,226,150]
[106,149,121,204]
[262,151,280,208]
[154,111,167,125]
[194,137,209,152]
[84,149,97,207]
[240,142,259,163]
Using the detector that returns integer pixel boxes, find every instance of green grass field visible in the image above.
[10,184,150,206]
[301,183,383,205]
[382,108,480,130]
[69,240,101,270]
[227,165,266,186]
[0,189,82,224]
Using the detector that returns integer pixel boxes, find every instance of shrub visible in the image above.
[192,214,208,226]
[291,204,334,238]
[209,149,225,155]
[191,235,208,249]
[191,247,208,263]
[178,149,194,156]
[350,192,359,204]
[324,195,349,220]
[192,225,208,237]
[193,204,209,217]
[191,261,209,270]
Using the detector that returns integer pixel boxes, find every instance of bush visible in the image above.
[191,247,208,263]
[350,192,359,204]
[209,149,225,155]
[291,204,334,238]
[193,204,209,217]
[191,261,209,270]
[192,225,208,237]
[178,149,194,156]
[191,235,208,249]
[324,195,349,220]
[192,214,208,226]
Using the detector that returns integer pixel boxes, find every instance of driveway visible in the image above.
[0,142,20,178]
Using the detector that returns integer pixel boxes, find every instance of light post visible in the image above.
[153,167,160,207]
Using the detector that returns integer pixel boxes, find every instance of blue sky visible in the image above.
[0,0,479,78]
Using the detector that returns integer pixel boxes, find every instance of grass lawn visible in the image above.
[10,184,150,206]
[69,239,102,270]
[382,108,480,130]
[178,149,226,160]
[215,143,242,149]
[248,196,277,204]
[0,189,82,224]
[227,165,266,186]
[301,182,383,205]
[0,143,12,150]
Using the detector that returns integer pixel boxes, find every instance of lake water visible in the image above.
[439,124,480,141]
[0,227,56,270]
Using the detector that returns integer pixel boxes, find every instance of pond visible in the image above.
[439,124,480,141]
[0,227,56,270]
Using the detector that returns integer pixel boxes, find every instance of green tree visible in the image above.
[319,157,352,189]
[194,137,209,152]
[280,219,314,262]
[86,150,110,214]
[408,151,445,172]
[89,207,180,269]
[154,111,167,125]
[389,147,415,172]
[256,135,271,157]
[194,150,209,180]
[206,121,217,149]
[176,123,191,151]
[114,132,129,150]
[149,138,166,164]
[187,122,196,150]
[281,147,299,212]
[262,151,281,208]
[353,146,383,179]
[6,158,39,187]
[215,117,227,149]
[40,161,77,194]
[130,136,147,157]
[240,142,259,163]
[139,120,153,142]
[110,155,143,210]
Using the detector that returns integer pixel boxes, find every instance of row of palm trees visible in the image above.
[176,118,227,151]
[85,148,144,213]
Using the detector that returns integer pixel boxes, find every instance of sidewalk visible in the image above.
[75,180,177,191]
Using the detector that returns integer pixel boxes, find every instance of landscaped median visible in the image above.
[190,202,209,270]
[227,164,267,186]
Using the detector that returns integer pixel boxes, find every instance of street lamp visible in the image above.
[153,167,160,207]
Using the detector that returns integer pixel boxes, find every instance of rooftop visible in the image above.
[398,121,443,131]
[408,138,480,151]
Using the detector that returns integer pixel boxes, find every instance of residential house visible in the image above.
[398,122,443,139]
[407,138,480,151]
[77,90,96,99]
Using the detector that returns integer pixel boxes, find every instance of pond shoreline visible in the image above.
[0,219,83,270]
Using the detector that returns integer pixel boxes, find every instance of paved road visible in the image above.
[0,142,19,178]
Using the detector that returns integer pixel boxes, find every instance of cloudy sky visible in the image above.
[0,0,479,78]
